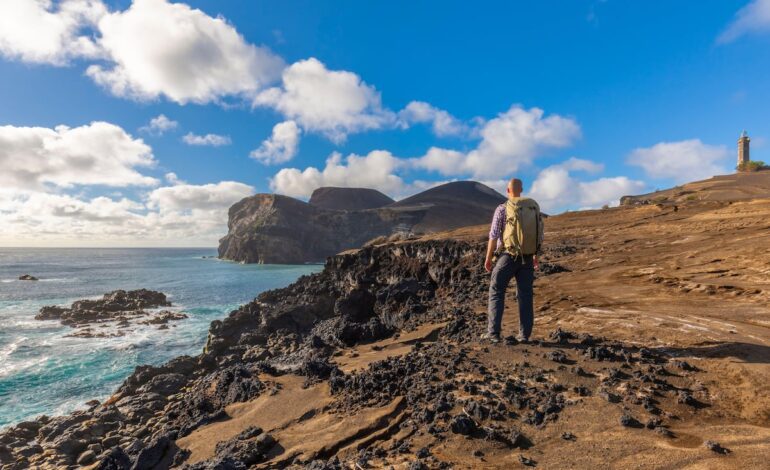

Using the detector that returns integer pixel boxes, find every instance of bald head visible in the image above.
[507,178,523,198]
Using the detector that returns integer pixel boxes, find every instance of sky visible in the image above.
[0,0,769,247]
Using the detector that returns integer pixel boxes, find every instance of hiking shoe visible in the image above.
[516,335,530,344]
[504,335,518,345]
[481,333,500,344]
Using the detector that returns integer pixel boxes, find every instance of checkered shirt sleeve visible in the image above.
[488,204,506,241]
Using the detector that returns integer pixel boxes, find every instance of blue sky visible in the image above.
[0,0,768,246]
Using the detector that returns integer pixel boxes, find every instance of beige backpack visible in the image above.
[503,197,544,256]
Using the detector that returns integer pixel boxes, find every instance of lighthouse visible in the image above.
[737,130,750,169]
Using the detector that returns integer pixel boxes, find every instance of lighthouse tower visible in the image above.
[737,130,750,169]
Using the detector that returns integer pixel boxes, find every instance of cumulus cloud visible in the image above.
[627,139,730,183]
[270,150,406,198]
[254,58,396,143]
[86,0,284,103]
[718,0,770,43]
[398,101,467,137]
[464,106,581,178]
[182,132,231,146]
[529,158,645,212]
[0,0,106,65]
[164,172,183,185]
[140,114,178,135]
[0,180,253,246]
[0,121,157,190]
[413,106,581,179]
[250,120,301,165]
[0,0,285,104]
[146,181,253,212]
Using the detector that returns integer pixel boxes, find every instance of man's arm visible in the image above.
[485,205,505,272]
[484,238,496,273]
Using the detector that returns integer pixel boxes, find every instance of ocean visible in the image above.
[0,248,322,429]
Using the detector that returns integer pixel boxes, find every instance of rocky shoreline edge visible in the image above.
[0,238,724,469]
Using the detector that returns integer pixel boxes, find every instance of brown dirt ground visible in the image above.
[179,188,770,469]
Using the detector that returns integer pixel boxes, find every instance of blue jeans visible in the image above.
[487,253,535,338]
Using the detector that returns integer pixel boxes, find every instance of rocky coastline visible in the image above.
[0,236,720,469]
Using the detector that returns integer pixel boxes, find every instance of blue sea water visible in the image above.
[0,248,322,429]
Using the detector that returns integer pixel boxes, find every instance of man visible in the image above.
[482,178,544,344]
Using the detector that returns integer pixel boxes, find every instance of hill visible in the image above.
[217,181,504,264]
[308,187,394,211]
[621,170,770,206]
[390,181,506,232]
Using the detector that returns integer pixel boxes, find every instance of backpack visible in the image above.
[503,197,544,256]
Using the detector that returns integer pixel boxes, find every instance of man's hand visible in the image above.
[485,257,493,273]
[533,255,539,271]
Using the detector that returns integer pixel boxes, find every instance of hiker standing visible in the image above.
[482,178,544,344]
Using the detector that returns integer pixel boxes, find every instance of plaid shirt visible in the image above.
[488,203,506,249]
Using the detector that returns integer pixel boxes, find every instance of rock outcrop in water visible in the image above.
[217,181,505,264]
[35,289,187,333]
[18,274,38,281]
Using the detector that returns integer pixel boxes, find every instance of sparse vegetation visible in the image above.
[685,195,698,201]
[736,160,767,172]
[363,235,388,247]
[602,204,610,210]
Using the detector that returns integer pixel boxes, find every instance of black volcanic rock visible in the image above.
[0,234,710,469]
[309,187,394,211]
[35,289,182,329]
[217,181,505,264]
[18,274,39,281]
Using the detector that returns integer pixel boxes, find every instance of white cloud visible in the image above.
[413,106,581,179]
[182,132,231,146]
[627,139,730,183]
[146,181,253,213]
[0,180,254,247]
[718,0,770,43]
[254,58,396,143]
[464,106,581,178]
[140,114,178,135]
[398,101,466,137]
[559,156,604,173]
[529,159,645,212]
[86,0,284,104]
[164,172,183,185]
[0,121,157,190]
[413,147,468,176]
[270,150,406,198]
[0,0,106,65]
[250,120,301,165]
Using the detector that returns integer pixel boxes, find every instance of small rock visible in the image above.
[450,415,476,435]
[619,414,642,428]
[77,450,96,465]
[546,350,569,363]
[519,455,537,467]
[18,274,38,281]
[561,432,576,441]
[677,391,698,407]
[704,440,730,455]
